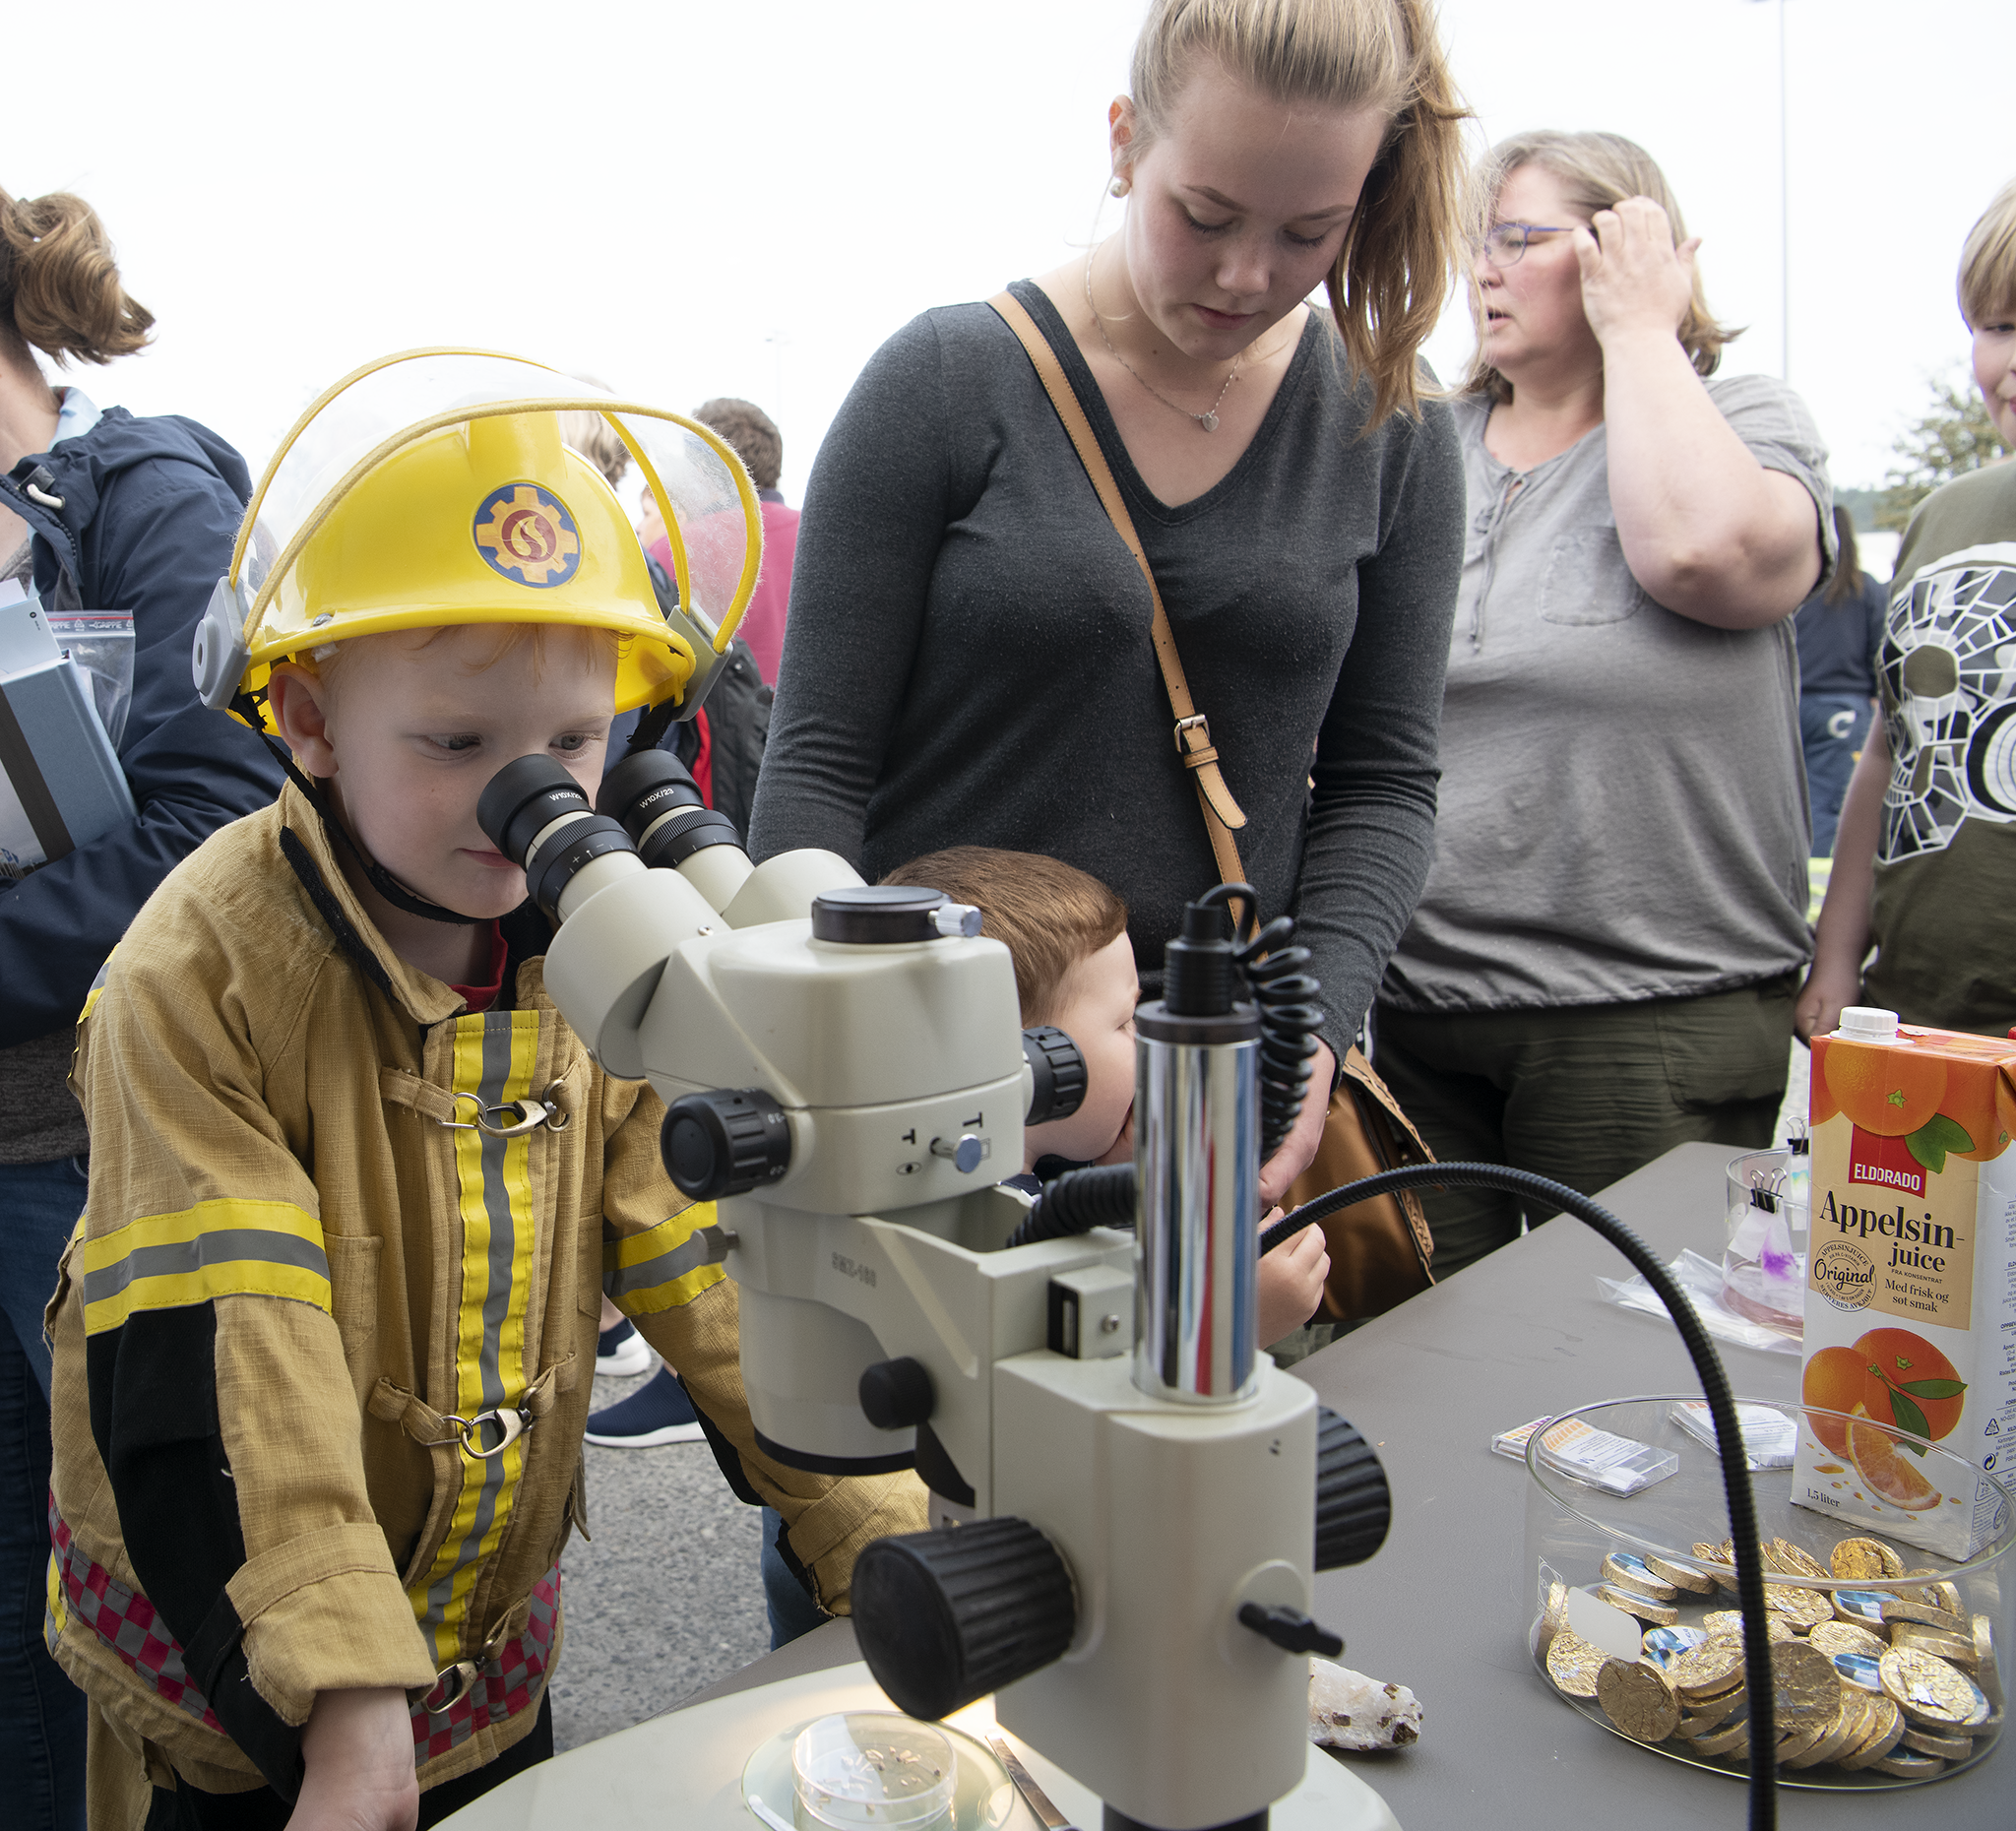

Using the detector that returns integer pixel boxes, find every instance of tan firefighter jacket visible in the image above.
[44,783,926,1802]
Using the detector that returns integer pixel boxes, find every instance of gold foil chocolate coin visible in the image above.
[1872,1750,1946,1778]
[1602,1552,1678,1603]
[1764,1584,1835,1631]
[1973,1614,2003,1708]
[1669,1635,1745,1700]
[1644,1552,1717,1596]
[1770,1538,1830,1580]
[1891,1625,1977,1669]
[1672,1686,1744,1735]
[1829,1537,1904,1581]
[1689,1718,1749,1759]
[1702,1609,1793,1642]
[1596,1585,1677,1627]
[1545,1628,1607,1699]
[1597,1657,1680,1743]
[1782,1693,1861,1770]
[1771,1640,1843,1736]
[1879,1646,1986,1728]
[1899,1724,1973,1760]
[1880,1596,1969,1635]
[1838,1695,1906,1769]
[1808,1619,1887,1661]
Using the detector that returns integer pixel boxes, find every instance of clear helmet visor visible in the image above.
[216,350,760,717]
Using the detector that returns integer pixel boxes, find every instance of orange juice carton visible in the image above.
[1794,1007,2016,1560]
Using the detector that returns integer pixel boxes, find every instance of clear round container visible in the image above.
[1722,1149,1807,1335]
[790,1712,958,1829]
[1524,1397,2012,1789]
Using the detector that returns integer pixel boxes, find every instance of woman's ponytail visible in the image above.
[0,188,155,366]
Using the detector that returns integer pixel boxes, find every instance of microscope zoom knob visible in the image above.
[859,1357,934,1431]
[851,1518,1077,1721]
[1313,1406,1392,1571]
[661,1089,791,1201]
[1021,1026,1088,1125]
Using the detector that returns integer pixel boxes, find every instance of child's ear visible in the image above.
[267,663,339,779]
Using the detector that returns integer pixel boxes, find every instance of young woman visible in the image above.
[1374,132,1834,1278]
[0,185,283,1831]
[749,0,1470,1211]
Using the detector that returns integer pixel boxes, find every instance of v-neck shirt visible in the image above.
[747,279,1465,1049]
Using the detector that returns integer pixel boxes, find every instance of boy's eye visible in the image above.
[552,733,596,754]
[432,733,481,753]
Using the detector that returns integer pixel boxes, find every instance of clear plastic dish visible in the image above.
[1525,1396,2011,1789]
[740,1711,1013,1831]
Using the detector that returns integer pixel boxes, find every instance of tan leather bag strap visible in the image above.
[988,291,1248,888]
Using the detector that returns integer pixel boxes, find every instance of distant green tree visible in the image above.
[1877,373,2012,530]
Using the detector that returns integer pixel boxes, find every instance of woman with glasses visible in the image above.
[1373,130,1834,1279]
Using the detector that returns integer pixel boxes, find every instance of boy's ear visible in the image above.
[266,663,339,779]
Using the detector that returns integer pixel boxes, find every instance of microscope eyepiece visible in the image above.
[477,755,644,924]
[598,750,743,868]
[1021,1026,1088,1125]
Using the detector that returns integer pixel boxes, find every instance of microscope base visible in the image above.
[434,1655,1400,1831]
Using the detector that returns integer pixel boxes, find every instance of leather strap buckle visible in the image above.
[1173,713,1212,758]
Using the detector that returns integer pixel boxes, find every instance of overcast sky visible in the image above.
[18,0,2007,507]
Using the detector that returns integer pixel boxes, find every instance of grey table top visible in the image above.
[675,1141,2004,1828]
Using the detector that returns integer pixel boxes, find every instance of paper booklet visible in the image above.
[0,580,137,882]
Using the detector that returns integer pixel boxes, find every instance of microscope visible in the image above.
[478,751,1391,1831]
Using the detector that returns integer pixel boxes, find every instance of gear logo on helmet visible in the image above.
[472,482,582,588]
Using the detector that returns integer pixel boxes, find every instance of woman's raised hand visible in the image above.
[1573,195,1699,351]
[1258,1038,1338,1210]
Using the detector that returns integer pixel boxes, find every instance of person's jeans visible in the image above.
[760,1506,826,1649]
[1,1154,90,1831]
[1799,692,1873,856]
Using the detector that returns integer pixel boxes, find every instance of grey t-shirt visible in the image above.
[747,280,1465,1053]
[1380,376,1835,1014]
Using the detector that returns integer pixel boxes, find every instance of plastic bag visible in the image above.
[45,612,135,750]
[1594,1248,1801,1356]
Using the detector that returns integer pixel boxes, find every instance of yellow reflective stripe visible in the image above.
[602,1202,724,1314]
[412,1012,542,1666]
[80,1199,330,1335]
[44,1545,67,1641]
[78,949,116,1025]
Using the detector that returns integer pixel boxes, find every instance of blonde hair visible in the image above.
[0,187,154,373]
[558,410,632,490]
[886,848,1129,1025]
[1463,130,1740,403]
[1124,0,1470,427]
[1958,177,2016,330]
[307,622,623,694]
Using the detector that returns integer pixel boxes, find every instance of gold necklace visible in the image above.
[1084,253,1239,433]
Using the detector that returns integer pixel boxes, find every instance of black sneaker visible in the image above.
[585,1366,705,1447]
[596,1317,653,1378]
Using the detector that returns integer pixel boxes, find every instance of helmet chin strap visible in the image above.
[262,734,484,926]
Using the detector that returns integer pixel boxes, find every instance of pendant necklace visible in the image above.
[1084,253,1239,433]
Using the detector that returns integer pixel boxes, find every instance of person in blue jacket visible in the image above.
[1792,502,1888,856]
[0,184,283,1831]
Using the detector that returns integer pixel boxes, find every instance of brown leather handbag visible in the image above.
[988,291,1436,1321]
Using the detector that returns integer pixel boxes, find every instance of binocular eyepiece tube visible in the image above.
[475,756,645,926]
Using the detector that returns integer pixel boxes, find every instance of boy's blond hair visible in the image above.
[305,621,623,694]
[886,848,1128,1025]
[1959,177,2016,330]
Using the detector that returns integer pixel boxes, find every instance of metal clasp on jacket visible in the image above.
[418,1404,533,1460]
[414,1659,481,1716]
[441,1081,572,1137]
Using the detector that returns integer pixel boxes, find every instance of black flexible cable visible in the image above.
[1003,1164,1137,1249]
[1265,1162,1776,1831]
[1234,916,1323,1162]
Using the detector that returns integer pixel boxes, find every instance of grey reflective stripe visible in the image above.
[80,1228,332,1306]
[605,1227,718,1300]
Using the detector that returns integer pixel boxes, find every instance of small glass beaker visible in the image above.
[1722,1147,1808,1335]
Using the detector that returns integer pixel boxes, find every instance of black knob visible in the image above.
[661,1089,791,1200]
[859,1357,935,1431]
[1021,1027,1088,1126]
[1313,1407,1390,1571]
[1237,1601,1344,1659]
[851,1518,1077,1720]
[811,885,952,944]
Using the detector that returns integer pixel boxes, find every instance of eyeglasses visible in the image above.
[1473,222,1575,266]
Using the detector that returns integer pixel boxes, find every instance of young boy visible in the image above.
[1796,178,2016,1042]
[888,847,1331,1347]
[42,365,924,1829]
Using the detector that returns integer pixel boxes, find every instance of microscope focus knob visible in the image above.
[851,1518,1077,1720]
[859,1357,934,1430]
[1021,1026,1088,1125]
[661,1089,791,1201]
[1313,1406,1392,1571]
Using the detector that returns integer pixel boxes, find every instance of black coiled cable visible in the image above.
[1003,1165,1136,1249]
[1189,884,1323,1164]
[1263,1163,1778,1831]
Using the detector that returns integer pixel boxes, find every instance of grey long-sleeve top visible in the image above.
[747,280,1464,1055]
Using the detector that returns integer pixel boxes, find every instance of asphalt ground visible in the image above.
[547,1042,1815,1755]
[548,1355,775,1752]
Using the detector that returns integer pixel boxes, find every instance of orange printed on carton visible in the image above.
[1795,1015,2016,1559]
